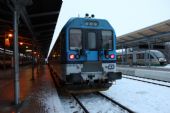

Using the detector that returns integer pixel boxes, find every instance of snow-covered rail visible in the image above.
[123,75,170,88]
[96,92,135,113]
[71,94,90,113]
[71,93,135,113]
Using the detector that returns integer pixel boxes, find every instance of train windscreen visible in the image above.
[153,51,165,58]
[101,30,113,50]
[69,29,113,51]
[69,29,82,50]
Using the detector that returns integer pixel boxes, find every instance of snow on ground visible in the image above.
[151,64,170,69]
[59,96,82,113]
[102,77,170,113]
[164,64,170,68]
[77,93,128,113]
[123,75,170,86]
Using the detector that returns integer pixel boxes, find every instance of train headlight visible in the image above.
[110,54,115,59]
[158,58,162,61]
[159,58,166,62]
[69,54,75,60]
[105,54,109,59]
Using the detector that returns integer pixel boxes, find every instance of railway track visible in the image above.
[50,66,135,113]
[71,92,135,113]
[123,75,170,88]
[96,92,135,113]
[71,94,90,113]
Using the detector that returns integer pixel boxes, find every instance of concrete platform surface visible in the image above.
[117,66,170,82]
[0,65,64,113]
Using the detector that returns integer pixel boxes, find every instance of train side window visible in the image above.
[140,53,144,59]
[101,30,113,50]
[69,29,82,50]
[136,54,139,59]
[128,54,132,59]
[137,53,144,59]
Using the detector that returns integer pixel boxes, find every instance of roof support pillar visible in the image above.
[121,44,124,64]
[13,0,20,105]
[125,46,128,65]
[147,40,151,68]
[31,39,35,80]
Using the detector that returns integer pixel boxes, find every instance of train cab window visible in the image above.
[87,32,97,50]
[153,51,165,58]
[147,54,154,59]
[150,55,154,59]
[69,29,82,50]
[101,30,113,50]
[146,53,154,59]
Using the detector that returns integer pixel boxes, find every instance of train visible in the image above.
[48,15,122,93]
[0,47,32,69]
[117,50,167,66]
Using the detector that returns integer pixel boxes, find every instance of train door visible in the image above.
[85,30,99,61]
[145,51,154,66]
[148,51,157,65]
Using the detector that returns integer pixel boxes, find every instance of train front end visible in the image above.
[64,17,122,93]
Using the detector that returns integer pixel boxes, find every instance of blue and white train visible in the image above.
[48,16,122,93]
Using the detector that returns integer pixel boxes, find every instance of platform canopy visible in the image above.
[0,0,62,57]
[117,19,170,49]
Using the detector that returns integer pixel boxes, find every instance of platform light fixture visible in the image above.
[26,49,32,52]
[8,33,13,38]
[33,51,37,55]
[19,42,23,45]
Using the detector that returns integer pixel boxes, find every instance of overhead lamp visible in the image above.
[8,33,13,38]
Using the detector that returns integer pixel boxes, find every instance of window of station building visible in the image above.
[87,32,97,50]
[69,29,82,50]
[101,30,113,50]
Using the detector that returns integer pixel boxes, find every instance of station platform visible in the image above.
[117,64,170,72]
[117,64,170,82]
[0,65,64,113]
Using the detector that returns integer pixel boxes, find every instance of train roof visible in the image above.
[117,49,163,55]
[62,17,114,30]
